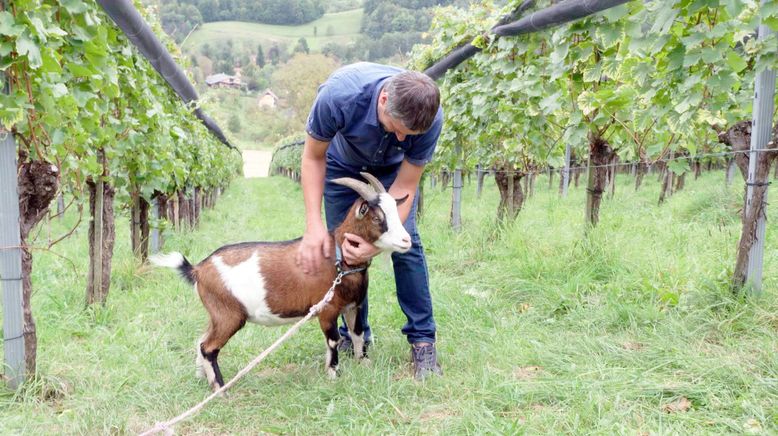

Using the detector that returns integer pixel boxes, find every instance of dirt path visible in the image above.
[242,150,272,178]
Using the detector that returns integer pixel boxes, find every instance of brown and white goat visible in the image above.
[150,173,411,390]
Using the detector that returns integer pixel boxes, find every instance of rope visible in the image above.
[139,272,344,436]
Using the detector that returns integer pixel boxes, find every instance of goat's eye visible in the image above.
[372,216,382,224]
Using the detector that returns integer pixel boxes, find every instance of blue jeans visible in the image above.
[324,157,436,345]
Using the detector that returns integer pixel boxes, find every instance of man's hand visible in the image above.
[296,223,331,275]
[342,233,381,265]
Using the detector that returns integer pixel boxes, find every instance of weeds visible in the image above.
[0,172,775,434]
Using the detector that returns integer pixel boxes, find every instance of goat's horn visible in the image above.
[331,177,378,202]
[360,172,386,193]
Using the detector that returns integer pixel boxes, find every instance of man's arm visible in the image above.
[295,134,331,274]
[341,159,424,264]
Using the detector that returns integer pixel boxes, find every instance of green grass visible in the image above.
[184,9,364,54]
[1,170,777,434]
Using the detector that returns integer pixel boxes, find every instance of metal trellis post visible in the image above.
[452,169,463,231]
[150,198,160,254]
[743,3,775,294]
[451,146,463,231]
[0,122,25,389]
[562,143,572,197]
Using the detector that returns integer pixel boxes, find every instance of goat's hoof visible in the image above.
[326,367,338,380]
[358,357,372,367]
[210,383,229,397]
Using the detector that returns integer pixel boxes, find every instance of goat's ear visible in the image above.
[355,201,369,220]
[395,194,409,206]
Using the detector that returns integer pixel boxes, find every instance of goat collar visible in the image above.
[335,244,369,276]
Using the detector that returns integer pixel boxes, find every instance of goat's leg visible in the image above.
[201,315,245,392]
[319,313,340,379]
[343,305,368,362]
[195,333,207,378]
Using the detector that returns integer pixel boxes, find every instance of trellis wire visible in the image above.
[462,147,778,176]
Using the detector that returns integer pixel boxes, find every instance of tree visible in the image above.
[294,37,311,54]
[228,113,242,133]
[159,3,203,42]
[268,44,281,65]
[212,59,234,76]
[201,42,213,58]
[242,63,266,91]
[272,53,340,125]
[257,44,266,68]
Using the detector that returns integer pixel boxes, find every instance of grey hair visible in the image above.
[383,71,440,133]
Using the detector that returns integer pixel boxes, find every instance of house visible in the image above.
[258,89,279,109]
[205,73,242,89]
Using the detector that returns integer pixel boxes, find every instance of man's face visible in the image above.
[377,90,423,142]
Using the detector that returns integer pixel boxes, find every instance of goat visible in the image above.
[150,172,411,390]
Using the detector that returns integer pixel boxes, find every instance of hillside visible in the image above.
[183,8,364,54]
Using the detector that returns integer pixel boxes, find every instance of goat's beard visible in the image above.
[375,251,393,272]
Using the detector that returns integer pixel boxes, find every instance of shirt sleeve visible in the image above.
[305,85,344,142]
[404,106,444,166]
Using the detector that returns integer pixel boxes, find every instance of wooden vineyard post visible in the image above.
[734,1,775,294]
[0,126,25,388]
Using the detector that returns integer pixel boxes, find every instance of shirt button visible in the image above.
[362,166,367,170]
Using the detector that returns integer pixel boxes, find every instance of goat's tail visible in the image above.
[149,252,195,284]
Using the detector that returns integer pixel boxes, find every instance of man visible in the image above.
[295,62,443,380]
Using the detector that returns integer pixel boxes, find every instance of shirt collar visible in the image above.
[366,77,391,128]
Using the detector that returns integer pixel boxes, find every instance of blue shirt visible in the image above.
[306,62,443,170]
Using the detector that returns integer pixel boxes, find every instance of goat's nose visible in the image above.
[401,236,411,247]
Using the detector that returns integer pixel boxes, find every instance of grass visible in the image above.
[0,170,776,434]
[184,9,364,54]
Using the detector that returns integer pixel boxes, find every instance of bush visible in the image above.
[270,136,305,176]
[228,113,242,133]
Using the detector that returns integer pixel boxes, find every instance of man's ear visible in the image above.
[355,201,369,219]
[395,194,409,206]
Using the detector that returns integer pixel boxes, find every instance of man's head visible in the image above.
[377,71,440,141]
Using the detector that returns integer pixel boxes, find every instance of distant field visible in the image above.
[184,8,364,53]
